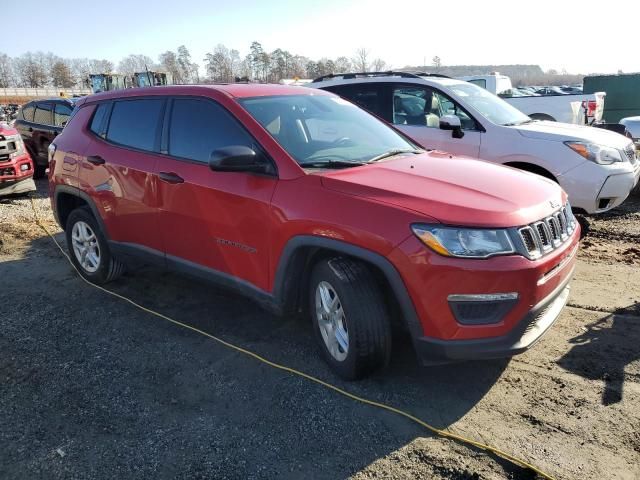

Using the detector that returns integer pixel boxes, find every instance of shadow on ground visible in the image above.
[558,304,640,406]
[0,231,518,479]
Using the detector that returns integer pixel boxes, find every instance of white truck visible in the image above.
[459,73,606,125]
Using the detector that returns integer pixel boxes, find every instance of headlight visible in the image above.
[411,225,515,259]
[7,135,25,159]
[564,141,623,165]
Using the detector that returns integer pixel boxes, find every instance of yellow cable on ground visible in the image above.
[30,198,556,480]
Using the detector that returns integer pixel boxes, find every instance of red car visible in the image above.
[0,123,36,196]
[49,85,579,379]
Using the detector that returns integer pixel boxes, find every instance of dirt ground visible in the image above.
[1,180,638,480]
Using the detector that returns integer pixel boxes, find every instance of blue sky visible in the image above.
[7,0,639,74]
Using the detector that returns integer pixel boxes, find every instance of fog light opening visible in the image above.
[598,198,612,210]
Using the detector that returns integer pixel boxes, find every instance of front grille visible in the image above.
[518,203,575,259]
[0,139,17,163]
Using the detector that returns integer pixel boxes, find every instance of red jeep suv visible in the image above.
[49,85,579,379]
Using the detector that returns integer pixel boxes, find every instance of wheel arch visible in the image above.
[273,236,423,338]
[54,185,109,238]
[503,161,557,182]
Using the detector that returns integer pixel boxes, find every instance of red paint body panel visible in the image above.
[320,153,566,228]
[49,84,579,361]
[81,137,163,252]
[155,156,277,291]
[268,174,430,290]
[389,229,579,340]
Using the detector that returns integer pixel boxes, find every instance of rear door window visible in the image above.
[393,86,478,130]
[167,98,254,163]
[33,103,53,125]
[327,84,387,119]
[106,98,164,152]
[54,103,73,127]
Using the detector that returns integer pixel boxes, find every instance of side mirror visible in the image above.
[439,114,464,139]
[209,146,273,175]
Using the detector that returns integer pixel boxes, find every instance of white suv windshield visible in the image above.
[445,82,532,126]
[239,95,418,167]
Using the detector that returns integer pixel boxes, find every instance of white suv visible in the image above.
[310,72,640,214]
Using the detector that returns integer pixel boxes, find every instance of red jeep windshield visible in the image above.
[238,95,416,166]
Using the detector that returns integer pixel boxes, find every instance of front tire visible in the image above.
[65,207,124,284]
[309,257,391,380]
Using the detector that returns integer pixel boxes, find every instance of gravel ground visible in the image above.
[0,180,638,479]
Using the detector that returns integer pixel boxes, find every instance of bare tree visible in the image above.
[51,61,75,88]
[14,52,48,87]
[0,53,15,87]
[118,54,154,76]
[159,50,182,83]
[290,55,309,78]
[177,46,196,83]
[371,58,387,72]
[432,56,442,69]
[353,48,369,71]
[92,59,114,73]
[204,44,236,82]
[334,56,352,74]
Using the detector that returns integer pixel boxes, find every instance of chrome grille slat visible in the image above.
[517,203,575,259]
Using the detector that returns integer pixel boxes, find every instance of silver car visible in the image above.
[621,116,640,148]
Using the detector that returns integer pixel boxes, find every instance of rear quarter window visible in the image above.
[54,103,73,127]
[105,98,164,151]
[20,104,35,122]
[89,103,110,137]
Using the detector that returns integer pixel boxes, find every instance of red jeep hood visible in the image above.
[320,151,566,228]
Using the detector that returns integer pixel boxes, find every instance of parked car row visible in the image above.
[12,98,75,177]
[8,72,639,379]
[459,73,604,124]
[311,71,639,214]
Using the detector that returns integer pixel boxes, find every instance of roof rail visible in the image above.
[312,71,450,82]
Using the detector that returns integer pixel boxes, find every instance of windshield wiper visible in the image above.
[367,148,423,163]
[300,159,366,169]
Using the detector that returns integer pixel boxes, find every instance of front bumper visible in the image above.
[413,267,573,364]
[0,177,37,196]
[560,159,640,214]
[388,222,579,364]
[0,154,36,196]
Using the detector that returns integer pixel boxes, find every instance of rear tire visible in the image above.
[65,207,124,284]
[309,257,391,380]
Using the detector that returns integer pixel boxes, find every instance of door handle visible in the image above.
[158,172,184,184]
[87,155,105,165]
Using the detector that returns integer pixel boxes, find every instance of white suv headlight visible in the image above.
[564,141,623,165]
[411,225,515,259]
